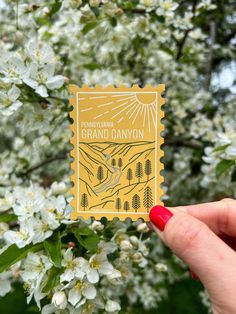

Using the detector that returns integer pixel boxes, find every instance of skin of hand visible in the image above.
[149,198,236,314]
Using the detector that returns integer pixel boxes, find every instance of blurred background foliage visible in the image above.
[0,0,235,313]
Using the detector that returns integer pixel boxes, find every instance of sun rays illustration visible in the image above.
[78,92,157,132]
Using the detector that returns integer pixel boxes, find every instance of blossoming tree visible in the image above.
[0,0,235,313]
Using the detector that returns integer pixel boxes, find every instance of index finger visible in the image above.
[168,198,236,237]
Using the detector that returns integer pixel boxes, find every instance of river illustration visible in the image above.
[94,153,122,194]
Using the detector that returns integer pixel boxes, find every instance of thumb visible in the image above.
[149,205,236,294]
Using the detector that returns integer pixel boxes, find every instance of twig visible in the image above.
[176,0,197,60]
[122,8,152,14]
[19,150,69,176]
[165,137,203,149]
[48,96,69,103]
[16,0,19,30]
[205,21,217,90]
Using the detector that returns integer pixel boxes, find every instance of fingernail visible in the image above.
[189,269,199,280]
[149,205,173,231]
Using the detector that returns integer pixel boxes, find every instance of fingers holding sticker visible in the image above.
[149,200,236,314]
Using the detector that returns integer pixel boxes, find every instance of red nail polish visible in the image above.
[189,269,199,280]
[149,205,173,231]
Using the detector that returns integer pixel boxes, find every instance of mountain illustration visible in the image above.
[78,141,155,213]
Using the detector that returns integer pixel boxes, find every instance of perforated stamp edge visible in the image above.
[69,84,165,221]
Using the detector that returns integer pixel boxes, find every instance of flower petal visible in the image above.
[99,261,113,275]
[82,284,96,300]
[86,268,99,284]
[68,287,82,306]
[46,75,64,90]
[35,85,48,97]
[0,279,11,296]
[8,85,20,102]
[105,300,121,312]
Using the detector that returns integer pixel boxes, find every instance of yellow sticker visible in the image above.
[69,85,165,221]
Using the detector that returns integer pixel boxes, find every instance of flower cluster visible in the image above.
[0,183,169,313]
[0,40,65,116]
[2,184,70,248]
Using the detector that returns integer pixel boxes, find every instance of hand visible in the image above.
[149,198,236,314]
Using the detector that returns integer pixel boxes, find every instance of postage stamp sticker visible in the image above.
[69,85,165,221]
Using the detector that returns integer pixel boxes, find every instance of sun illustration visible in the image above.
[78,92,157,132]
[135,93,156,105]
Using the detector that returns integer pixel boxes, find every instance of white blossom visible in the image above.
[0,54,26,84]
[0,222,9,239]
[137,222,149,233]
[0,85,22,116]
[26,41,55,66]
[86,253,114,284]
[21,253,52,308]
[23,62,64,97]
[90,220,104,232]
[156,0,178,17]
[52,291,68,310]
[0,1,233,313]
[60,249,89,283]
[0,271,11,297]
[68,280,96,307]
[4,219,35,248]
[105,300,121,313]
[0,191,15,212]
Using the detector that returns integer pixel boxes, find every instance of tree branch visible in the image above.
[18,137,202,179]
[205,21,217,90]
[19,150,69,176]
[176,0,197,60]
[165,137,203,149]
[123,8,148,14]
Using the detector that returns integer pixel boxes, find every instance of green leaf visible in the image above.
[110,17,117,27]
[160,46,174,56]
[231,167,236,182]
[0,244,43,273]
[76,233,100,252]
[156,15,165,23]
[44,231,62,267]
[0,282,40,314]
[18,157,29,169]
[90,7,100,17]
[133,35,141,49]
[77,225,94,236]
[82,21,98,35]
[213,144,230,153]
[42,266,63,293]
[216,160,235,177]
[74,226,99,252]
[35,16,50,26]
[48,0,62,18]
[83,63,102,70]
[0,214,17,222]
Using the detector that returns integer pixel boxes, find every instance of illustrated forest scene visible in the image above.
[79,141,155,213]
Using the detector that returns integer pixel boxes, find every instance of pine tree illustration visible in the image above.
[126,168,133,185]
[115,197,121,211]
[118,158,123,169]
[111,158,116,167]
[132,194,140,212]
[135,162,143,183]
[143,186,153,212]
[124,201,130,211]
[145,159,152,181]
[80,193,88,211]
[97,165,104,184]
